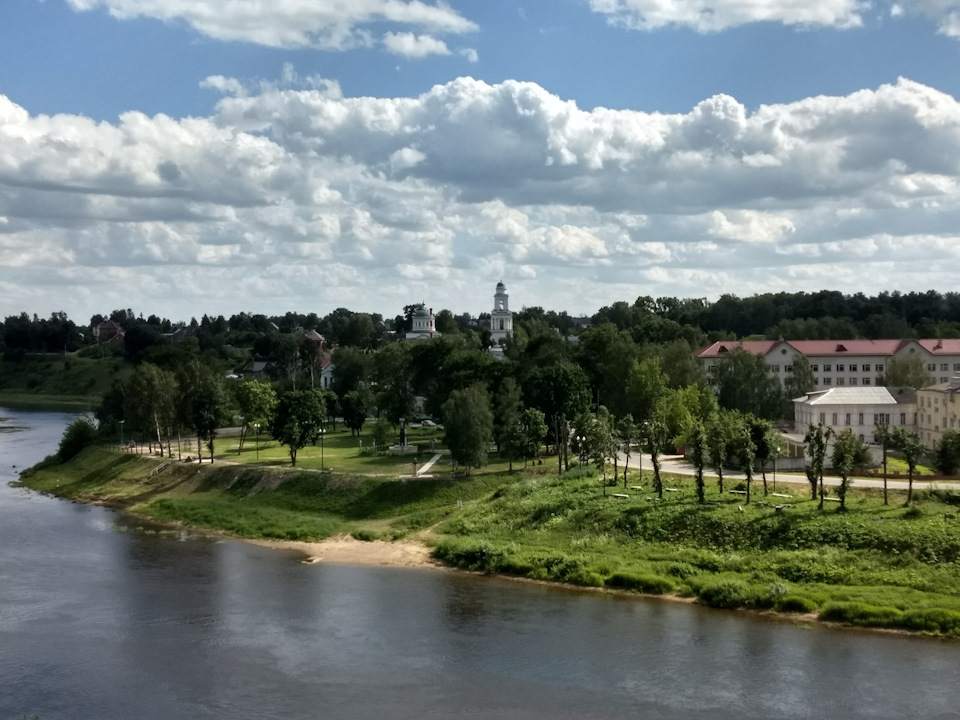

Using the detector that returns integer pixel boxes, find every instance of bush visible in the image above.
[698,579,752,609]
[57,417,99,461]
[901,608,960,635]
[666,562,696,579]
[351,529,379,542]
[819,602,903,628]
[776,595,818,614]
[605,572,675,595]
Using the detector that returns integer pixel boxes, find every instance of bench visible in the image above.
[611,493,629,499]
[729,490,747,495]
[822,497,841,503]
[771,493,792,498]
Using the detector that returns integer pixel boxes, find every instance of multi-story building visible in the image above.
[697,339,960,390]
[793,386,917,444]
[916,377,960,449]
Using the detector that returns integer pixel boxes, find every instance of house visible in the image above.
[793,386,917,449]
[917,377,960,449]
[319,352,334,390]
[698,339,960,389]
[92,320,124,345]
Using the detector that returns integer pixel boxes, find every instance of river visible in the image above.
[2,407,960,720]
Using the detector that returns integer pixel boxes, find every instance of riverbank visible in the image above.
[19,446,960,638]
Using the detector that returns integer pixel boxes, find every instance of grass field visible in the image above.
[19,439,960,638]
[0,354,121,408]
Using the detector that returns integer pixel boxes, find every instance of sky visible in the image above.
[2,0,960,324]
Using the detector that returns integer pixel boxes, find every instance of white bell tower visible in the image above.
[490,281,513,346]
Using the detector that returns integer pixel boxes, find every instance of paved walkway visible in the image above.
[399,453,443,480]
[617,451,960,491]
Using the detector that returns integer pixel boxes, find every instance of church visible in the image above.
[489,281,513,357]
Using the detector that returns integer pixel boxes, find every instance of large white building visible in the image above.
[698,339,960,389]
[793,386,917,443]
[917,377,960,449]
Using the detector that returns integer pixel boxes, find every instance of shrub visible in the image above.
[666,562,696,579]
[776,595,818,614]
[819,602,903,628]
[605,573,675,595]
[57,417,99,461]
[698,579,751,609]
[351,529,379,542]
[901,608,960,635]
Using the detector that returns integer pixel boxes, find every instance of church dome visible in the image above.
[496,281,506,291]
[413,306,430,318]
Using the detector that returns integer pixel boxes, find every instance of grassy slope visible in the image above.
[0,354,123,407]
[19,447,960,637]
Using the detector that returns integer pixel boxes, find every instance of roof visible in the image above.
[794,387,908,406]
[787,339,906,356]
[920,379,960,393]
[698,338,960,359]
[696,340,781,358]
[413,307,430,318]
[917,339,960,355]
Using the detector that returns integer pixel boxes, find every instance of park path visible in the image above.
[617,451,960,491]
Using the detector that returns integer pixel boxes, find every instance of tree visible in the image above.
[442,384,494,474]
[616,414,637,488]
[690,420,707,503]
[893,427,926,505]
[707,412,732,494]
[936,430,960,475]
[646,419,668,499]
[234,379,277,454]
[517,407,548,466]
[626,355,668,426]
[373,342,415,425]
[58,417,98,461]
[585,406,617,489]
[192,367,228,463]
[711,348,784,419]
[341,389,369,436]
[524,361,590,474]
[831,429,861,510]
[270,389,326,466]
[784,354,816,410]
[882,355,935,389]
[874,422,893,504]
[749,416,773,496]
[804,423,833,508]
[733,417,756,504]
[493,378,522,456]
[371,416,391,455]
[127,362,178,455]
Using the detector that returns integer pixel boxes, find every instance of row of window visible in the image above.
[928,363,960,372]
[815,377,877,386]
[813,412,906,426]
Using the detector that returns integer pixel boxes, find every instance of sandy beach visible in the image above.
[253,535,440,568]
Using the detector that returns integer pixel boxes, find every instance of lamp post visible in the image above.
[320,427,325,469]
[253,422,260,461]
[119,420,125,451]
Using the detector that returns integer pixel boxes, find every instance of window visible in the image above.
[769,364,780,373]
[942,363,950,371]
[823,378,832,386]
[863,377,871,386]
[824,363,832,372]
[832,413,838,425]
[814,378,820,385]
[850,377,858,386]
[819,412,825,424]
[785,365,793,373]
[876,364,884,372]
[875,413,890,425]
[845,413,851,426]
[954,363,960,372]
[811,364,819,372]
[859,434,864,442]
[837,364,845,372]
[836,377,845,386]
[929,363,937,371]
[858,413,864,425]
[900,413,906,425]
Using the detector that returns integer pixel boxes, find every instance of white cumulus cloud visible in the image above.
[382,31,451,57]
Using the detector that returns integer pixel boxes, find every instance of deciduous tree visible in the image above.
[270,389,326,466]
[442,384,494,474]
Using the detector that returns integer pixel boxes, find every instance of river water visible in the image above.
[2,407,960,720]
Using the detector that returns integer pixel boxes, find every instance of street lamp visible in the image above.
[319,427,325,469]
[119,419,125,451]
[253,422,260,461]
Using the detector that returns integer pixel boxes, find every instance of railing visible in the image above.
[149,459,174,477]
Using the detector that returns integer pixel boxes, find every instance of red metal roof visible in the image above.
[786,339,906,356]
[696,340,781,358]
[698,338,960,359]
